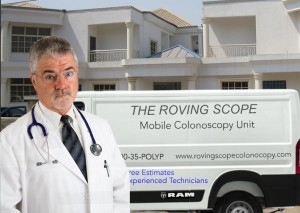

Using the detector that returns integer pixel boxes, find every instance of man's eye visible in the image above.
[65,72,74,77]
[44,75,56,80]
[65,71,75,78]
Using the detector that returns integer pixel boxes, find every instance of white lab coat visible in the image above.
[0,105,130,213]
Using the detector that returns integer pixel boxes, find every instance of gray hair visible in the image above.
[29,35,78,73]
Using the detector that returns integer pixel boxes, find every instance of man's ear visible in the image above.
[30,74,37,87]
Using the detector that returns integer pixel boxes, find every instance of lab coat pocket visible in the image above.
[86,157,114,212]
[86,154,113,188]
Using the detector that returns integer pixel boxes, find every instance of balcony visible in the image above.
[89,49,139,62]
[208,44,256,58]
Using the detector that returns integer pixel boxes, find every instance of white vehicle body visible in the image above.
[75,90,300,212]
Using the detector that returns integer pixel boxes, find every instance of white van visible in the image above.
[75,90,300,213]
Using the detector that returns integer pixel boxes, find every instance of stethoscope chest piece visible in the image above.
[90,144,102,156]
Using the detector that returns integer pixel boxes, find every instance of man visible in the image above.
[0,36,130,213]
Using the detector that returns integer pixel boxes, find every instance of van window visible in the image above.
[1,106,27,117]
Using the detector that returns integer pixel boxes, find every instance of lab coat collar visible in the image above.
[37,102,62,129]
[37,102,77,127]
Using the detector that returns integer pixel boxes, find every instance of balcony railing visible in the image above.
[89,49,139,62]
[208,44,256,58]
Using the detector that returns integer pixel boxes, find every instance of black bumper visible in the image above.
[261,174,300,207]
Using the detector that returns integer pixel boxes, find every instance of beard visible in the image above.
[52,89,73,111]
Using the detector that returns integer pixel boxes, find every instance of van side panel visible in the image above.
[75,90,300,210]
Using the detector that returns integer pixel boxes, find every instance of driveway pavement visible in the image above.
[132,206,300,213]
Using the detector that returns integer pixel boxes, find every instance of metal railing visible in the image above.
[208,44,256,58]
[89,49,139,62]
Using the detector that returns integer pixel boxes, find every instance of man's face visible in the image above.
[31,53,78,115]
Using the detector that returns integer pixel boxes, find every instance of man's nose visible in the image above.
[55,75,68,89]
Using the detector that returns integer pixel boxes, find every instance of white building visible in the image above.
[1,0,300,108]
[201,0,300,91]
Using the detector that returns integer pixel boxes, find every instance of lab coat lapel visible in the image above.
[47,134,88,183]
[75,109,103,179]
[75,110,107,206]
[34,106,87,183]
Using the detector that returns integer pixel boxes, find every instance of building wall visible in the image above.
[97,24,127,50]
[256,0,299,54]
[196,77,220,89]
[203,0,300,54]
[294,11,300,51]
[142,20,164,56]
[170,33,192,50]
[209,16,256,46]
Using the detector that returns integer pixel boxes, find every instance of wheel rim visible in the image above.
[225,200,254,213]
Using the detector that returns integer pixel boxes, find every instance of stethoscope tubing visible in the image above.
[27,104,102,157]
[76,108,97,145]
[27,104,105,172]
[27,105,47,139]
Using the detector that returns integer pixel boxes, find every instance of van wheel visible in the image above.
[214,192,262,213]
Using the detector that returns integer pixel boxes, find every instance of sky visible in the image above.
[2,0,203,26]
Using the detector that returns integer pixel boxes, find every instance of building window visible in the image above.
[263,80,286,89]
[192,35,199,54]
[11,26,51,53]
[150,40,157,55]
[10,78,36,102]
[221,81,249,90]
[94,84,116,91]
[153,82,181,90]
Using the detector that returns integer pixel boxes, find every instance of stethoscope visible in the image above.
[27,104,103,166]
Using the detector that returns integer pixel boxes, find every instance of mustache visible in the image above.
[53,89,72,97]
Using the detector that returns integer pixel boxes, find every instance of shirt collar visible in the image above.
[37,102,76,127]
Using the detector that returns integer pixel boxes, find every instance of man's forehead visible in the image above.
[38,53,76,67]
[39,52,75,61]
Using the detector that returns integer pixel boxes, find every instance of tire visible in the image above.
[214,191,263,213]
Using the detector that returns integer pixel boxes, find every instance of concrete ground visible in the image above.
[263,207,300,213]
[132,207,300,213]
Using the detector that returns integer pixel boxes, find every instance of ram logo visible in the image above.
[161,192,167,199]
[161,191,195,199]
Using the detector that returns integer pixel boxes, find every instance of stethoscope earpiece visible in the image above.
[36,160,59,166]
